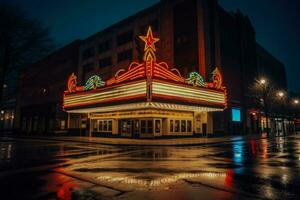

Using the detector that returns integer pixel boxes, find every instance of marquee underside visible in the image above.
[66,102,223,114]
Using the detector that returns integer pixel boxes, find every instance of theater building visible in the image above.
[63,27,227,137]
[16,0,287,136]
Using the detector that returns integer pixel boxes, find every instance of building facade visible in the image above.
[73,0,287,136]
[64,27,227,137]
[17,41,80,134]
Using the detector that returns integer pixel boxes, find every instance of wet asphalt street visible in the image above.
[1,135,300,200]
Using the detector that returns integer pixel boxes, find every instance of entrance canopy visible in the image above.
[63,26,227,113]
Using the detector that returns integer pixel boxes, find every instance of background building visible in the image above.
[16,41,80,134]
[74,0,287,135]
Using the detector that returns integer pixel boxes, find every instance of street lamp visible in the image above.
[293,99,299,105]
[259,78,266,85]
[277,91,284,98]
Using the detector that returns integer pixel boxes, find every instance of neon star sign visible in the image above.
[139,26,159,52]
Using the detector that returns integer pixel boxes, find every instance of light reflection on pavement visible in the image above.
[1,135,300,199]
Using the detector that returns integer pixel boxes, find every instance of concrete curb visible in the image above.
[1,134,289,147]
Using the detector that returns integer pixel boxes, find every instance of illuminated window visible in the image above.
[60,120,66,130]
[120,120,131,134]
[232,108,241,122]
[155,120,161,133]
[175,120,180,132]
[97,120,112,132]
[170,120,174,132]
[181,120,186,132]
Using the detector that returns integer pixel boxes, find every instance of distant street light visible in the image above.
[294,99,299,104]
[259,78,266,85]
[277,91,284,98]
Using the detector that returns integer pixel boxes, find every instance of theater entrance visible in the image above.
[119,118,162,138]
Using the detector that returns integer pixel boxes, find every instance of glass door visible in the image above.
[154,119,162,135]
[140,118,162,136]
[120,120,132,136]
[133,120,140,138]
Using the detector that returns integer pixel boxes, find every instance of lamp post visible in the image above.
[292,99,299,134]
[257,77,270,136]
[276,90,286,135]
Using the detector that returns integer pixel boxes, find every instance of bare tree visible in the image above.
[249,78,283,136]
[0,3,54,105]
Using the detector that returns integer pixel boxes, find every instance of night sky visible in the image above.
[3,0,300,92]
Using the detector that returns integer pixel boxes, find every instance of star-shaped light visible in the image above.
[139,26,159,51]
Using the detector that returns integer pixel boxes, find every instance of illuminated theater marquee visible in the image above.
[63,26,227,111]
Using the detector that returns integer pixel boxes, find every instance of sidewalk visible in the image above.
[9,133,277,146]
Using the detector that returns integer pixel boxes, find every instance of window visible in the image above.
[60,120,66,130]
[98,121,103,131]
[33,116,38,131]
[170,120,174,132]
[99,57,112,68]
[117,31,133,46]
[232,108,241,122]
[103,121,108,131]
[93,121,97,131]
[175,120,180,132]
[97,120,113,132]
[82,47,95,60]
[141,120,146,134]
[173,0,198,73]
[147,120,153,133]
[98,39,112,53]
[82,63,94,81]
[140,119,155,134]
[121,120,131,134]
[117,49,132,62]
[155,120,161,133]
[170,119,192,133]
[22,117,26,131]
[108,121,112,131]
[187,120,192,132]
[181,120,186,132]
